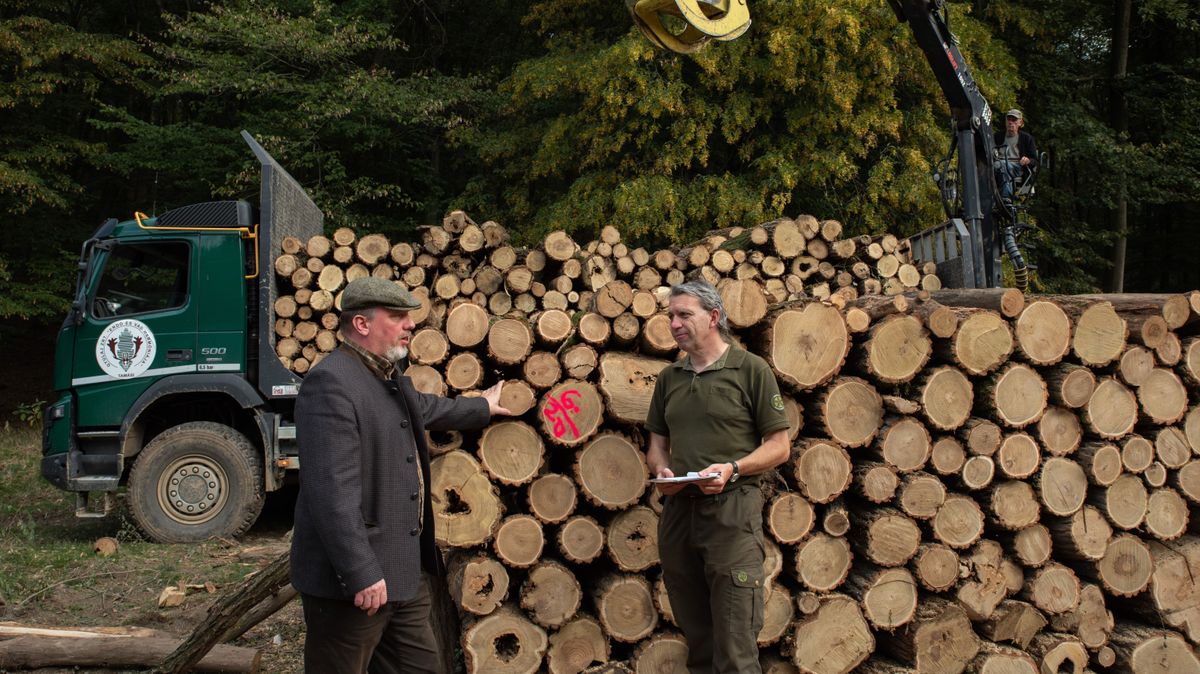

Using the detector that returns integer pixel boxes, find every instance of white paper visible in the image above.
[648,472,721,484]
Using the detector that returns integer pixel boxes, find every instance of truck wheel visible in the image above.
[128,421,265,543]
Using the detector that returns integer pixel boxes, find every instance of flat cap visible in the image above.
[340,277,421,312]
[1005,109,1023,120]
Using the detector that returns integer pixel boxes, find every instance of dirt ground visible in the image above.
[0,466,306,673]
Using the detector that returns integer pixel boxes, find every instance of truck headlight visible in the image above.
[49,403,66,420]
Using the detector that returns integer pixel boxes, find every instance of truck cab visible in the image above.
[41,133,320,542]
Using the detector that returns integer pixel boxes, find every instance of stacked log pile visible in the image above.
[269,212,936,374]
[272,213,1200,674]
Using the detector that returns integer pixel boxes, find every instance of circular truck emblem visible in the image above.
[96,319,157,378]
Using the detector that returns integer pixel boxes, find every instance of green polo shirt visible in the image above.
[645,345,790,480]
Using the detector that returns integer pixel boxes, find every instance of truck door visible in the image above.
[71,238,197,429]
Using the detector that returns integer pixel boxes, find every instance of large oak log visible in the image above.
[921,366,974,431]
[574,434,647,510]
[1089,532,1153,598]
[938,309,1014,376]
[431,450,503,548]
[880,596,979,674]
[1108,624,1200,674]
[463,606,548,674]
[861,315,932,384]
[897,472,945,520]
[1013,299,1071,365]
[520,560,582,629]
[479,421,545,487]
[1036,406,1082,457]
[541,380,605,447]
[845,566,918,631]
[932,493,985,549]
[793,439,854,503]
[816,377,884,448]
[766,491,815,544]
[596,353,671,425]
[527,473,577,524]
[494,514,545,569]
[632,632,688,674]
[446,302,490,348]
[593,575,657,644]
[981,363,1047,429]
[1026,632,1087,674]
[1035,457,1087,517]
[1066,299,1128,367]
[1138,537,1200,643]
[719,278,770,329]
[605,506,659,573]
[558,515,605,565]
[546,615,609,674]
[851,508,922,568]
[979,600,1047,649]
[762,301,851,390]
[795,533,853,592]
[448,553,510,617]
[1138,368,1189,425]
[907,543,959,597]
[787,594,875,674]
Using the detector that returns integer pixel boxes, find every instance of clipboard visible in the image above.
[648,472,721,484]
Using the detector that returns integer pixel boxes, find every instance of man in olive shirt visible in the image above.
[645,280,791,674]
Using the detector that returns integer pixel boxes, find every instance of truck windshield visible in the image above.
[91,241,190,318]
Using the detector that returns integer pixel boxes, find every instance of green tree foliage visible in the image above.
[98,0,495,236]
[454,0,1023,246]
[0,2,150,318]
[989,0,1200,292]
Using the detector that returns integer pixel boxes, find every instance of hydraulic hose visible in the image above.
[1002,226,1029,292]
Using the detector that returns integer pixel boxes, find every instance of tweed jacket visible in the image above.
[290,348,490,602]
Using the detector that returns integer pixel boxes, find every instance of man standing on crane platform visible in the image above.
[994,109,1039,207]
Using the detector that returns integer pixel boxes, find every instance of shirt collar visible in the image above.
[682,343,743,373]
[340,338,396,381]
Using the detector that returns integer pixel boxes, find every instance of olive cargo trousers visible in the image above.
[658,485,766,674]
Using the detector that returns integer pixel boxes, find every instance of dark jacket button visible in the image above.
[410,528,419,536]
[411,492,419,500]
[400,420,409,428]
[406,455,415,463]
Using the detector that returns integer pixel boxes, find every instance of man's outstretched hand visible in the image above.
[481,380,513,416]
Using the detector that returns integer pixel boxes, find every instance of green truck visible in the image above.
[42,132,320,543]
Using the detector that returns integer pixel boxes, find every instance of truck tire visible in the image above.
[127,421,265,543]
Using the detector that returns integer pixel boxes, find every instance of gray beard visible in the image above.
[385,345,409,363]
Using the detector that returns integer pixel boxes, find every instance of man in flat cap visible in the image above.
[291,277,511,674]
[994,108,1039,207]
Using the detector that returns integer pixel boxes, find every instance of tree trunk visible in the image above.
[0,637,261,673]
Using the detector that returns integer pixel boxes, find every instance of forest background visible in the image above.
[0,0,1198,413]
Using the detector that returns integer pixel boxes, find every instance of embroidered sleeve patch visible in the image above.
[771,394,785,411]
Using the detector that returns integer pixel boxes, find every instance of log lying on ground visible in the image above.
[0,636,262,673]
